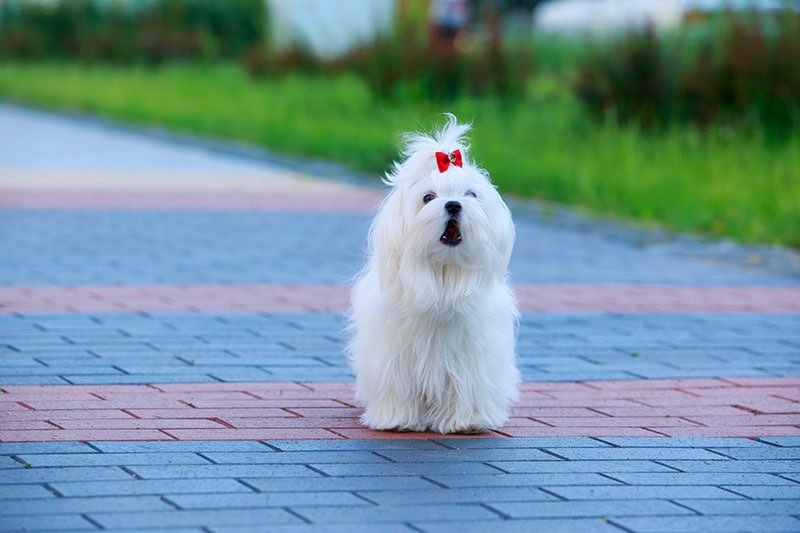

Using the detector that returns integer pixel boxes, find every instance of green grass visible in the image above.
[0,62,797,247]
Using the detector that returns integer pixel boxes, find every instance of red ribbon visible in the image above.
[435,149,463,173]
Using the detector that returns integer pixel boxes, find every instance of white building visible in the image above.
[267,0,396,59]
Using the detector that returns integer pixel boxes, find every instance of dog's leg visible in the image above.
[360,386,427,432]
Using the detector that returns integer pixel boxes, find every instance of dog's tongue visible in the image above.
[441,220,462,246]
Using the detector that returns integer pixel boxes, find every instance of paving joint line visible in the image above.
[304,464,331,477]
[160,495,181,510]
[235,479,261,494]
[285,507,313,524]
[480,502,511,520]
[81,514,104,530]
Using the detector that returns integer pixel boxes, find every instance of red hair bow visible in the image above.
[435,149,463,173]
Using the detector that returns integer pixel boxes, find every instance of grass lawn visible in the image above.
[0,62,797,247]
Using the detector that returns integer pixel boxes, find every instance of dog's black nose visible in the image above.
[444,201,462,216]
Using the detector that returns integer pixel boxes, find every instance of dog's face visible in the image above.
[371,162,515,293]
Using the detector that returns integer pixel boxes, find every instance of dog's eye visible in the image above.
[423,192,436,204]
[465,191,477,198]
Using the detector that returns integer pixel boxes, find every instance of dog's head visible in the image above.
[369,115,515,297]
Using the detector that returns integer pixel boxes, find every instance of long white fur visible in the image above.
[348,114,520,434]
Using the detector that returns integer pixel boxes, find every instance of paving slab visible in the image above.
[1,103,799,531]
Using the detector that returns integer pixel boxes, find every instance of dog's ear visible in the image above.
[369,187,406,289]
[493,199,516,273]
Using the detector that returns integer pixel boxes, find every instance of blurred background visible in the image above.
[0,0,797,247]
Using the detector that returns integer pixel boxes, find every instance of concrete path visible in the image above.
[1,103,799,532]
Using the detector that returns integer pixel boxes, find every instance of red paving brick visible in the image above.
[0,378,797,442]
[3,283,800,314]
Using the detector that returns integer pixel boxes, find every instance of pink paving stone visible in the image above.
[584,378,735,390]
[0,402,35,412]
[0,409,135,421]
[0,189,381,212]
[539,388,702,401]
[54,418,232,430]
[329,428,507,440]
[125,408,294,419]
[2,421,61,431]
[679,386,800,398]
[0,429,175,442]
[531,416,704,428]
[3,284,800,315]
[220,417,364,429]
[720,376,800,387]
[97,392,257,402]
[652,426,800,438]
[161,428,342,440]
[20,400,187,411]
[683,415,800,427]
[502,417,554,428]
[499,427,665,438]
[509,407,606,417]
[151,382,312,393]
[590,405,750,417]
[158,399,346,409]
[2,378,800,442]
[283,407,363,418]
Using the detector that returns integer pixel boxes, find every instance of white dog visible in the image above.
[348,115,519,434]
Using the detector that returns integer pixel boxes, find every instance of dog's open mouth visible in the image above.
[440,219,462,246]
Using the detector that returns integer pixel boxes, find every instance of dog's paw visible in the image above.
[453,424,491,435]
[361,411,426,433]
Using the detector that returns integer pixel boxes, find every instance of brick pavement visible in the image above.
[1,103,799,531]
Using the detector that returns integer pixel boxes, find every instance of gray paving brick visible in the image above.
[88,441,271,453]
[0,442,97,455]
[373,448,558,463]
[63,374,220,384]
[676,498,800,515]
[545,485,744,500]
[418,518,623,532]
[244,476,437,493]
[50,478,253,497]
[0,495,171,516]
[488,460,679,474]
[309,461,501,477]
[722,485,800,499]
[212,525,410,533]
[598,437,775,448]
[0,466,134,484]
[0,484,57,500]
[266,439,446,452]
[604,472,797,485]
[294,503,498,524]
[612,515,800,533]
[4,310,800,385]
[488,499,693,519]
[17,452,211,468]
[758,437,800,447]
[425,473,616,488]
[202,451,390,465]
[168,492,370,509]
[358,487,558,505]
[128,464,319,479]
[709,447,800,460]
[1,514,98,531]
[0,456,22,469]
[435,437,610,449]
[548,448,727,461]
[659,460,800,473]
[89,508,303,529]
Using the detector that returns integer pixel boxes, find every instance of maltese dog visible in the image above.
[348,114,519,434]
